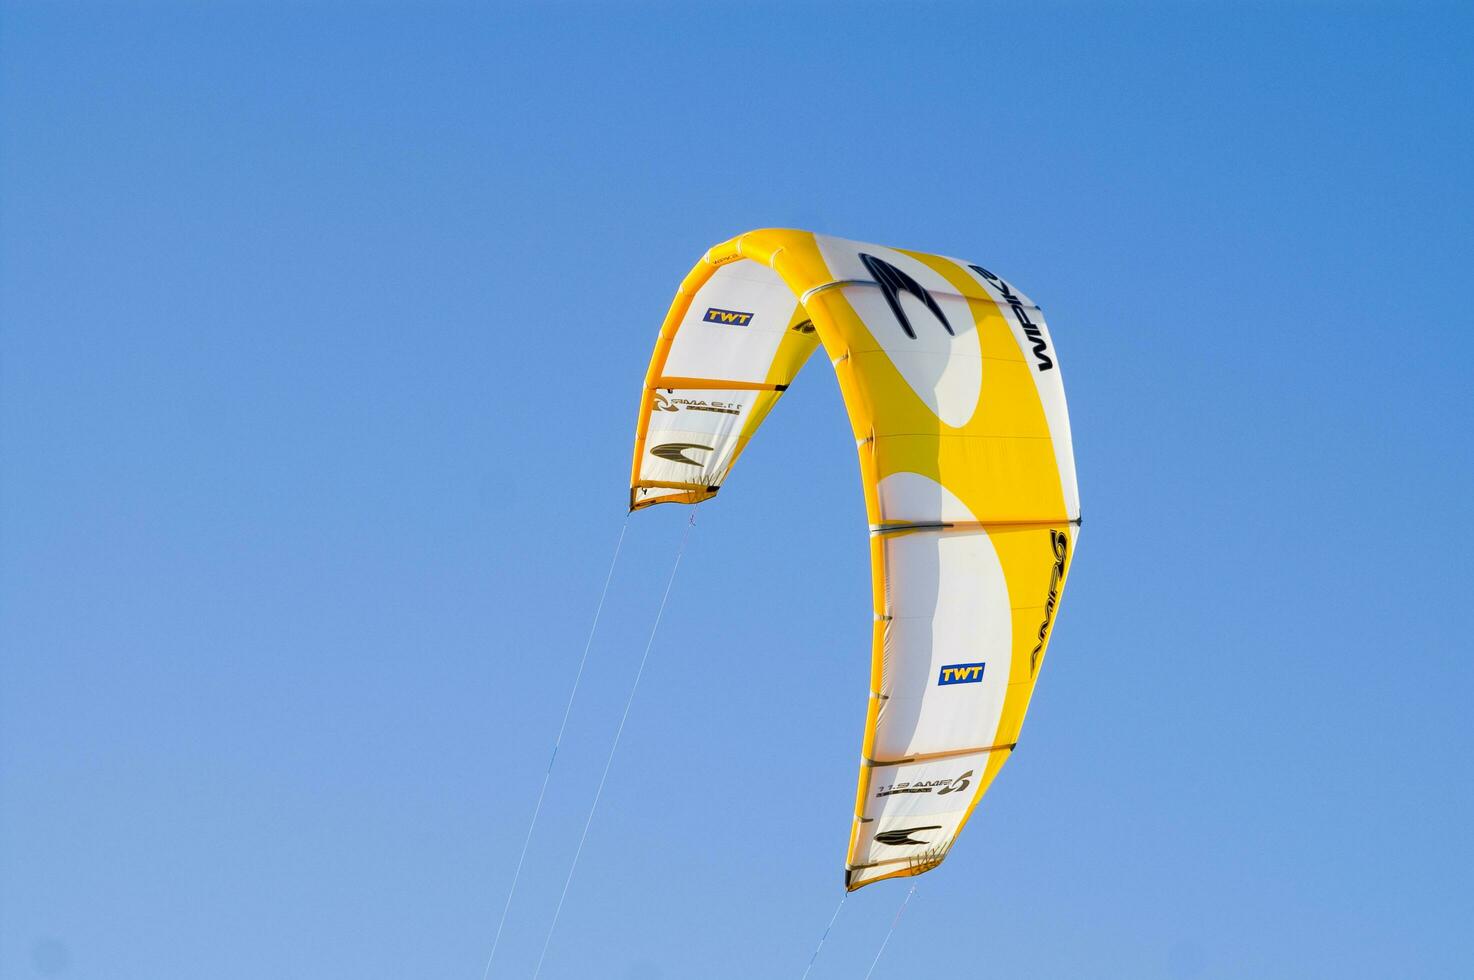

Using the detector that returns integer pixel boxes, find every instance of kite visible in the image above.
[628,230,1080,890]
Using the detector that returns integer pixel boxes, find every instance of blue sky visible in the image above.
[3,2,1471,978]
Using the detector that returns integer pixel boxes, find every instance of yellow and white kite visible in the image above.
[628,229,1079,890]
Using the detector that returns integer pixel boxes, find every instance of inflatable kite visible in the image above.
[628,230,1080,890]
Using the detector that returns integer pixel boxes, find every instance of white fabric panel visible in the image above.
[637,388,761,488]
[813,235,955,300]
[959,263,1080,520]
[876,471,979,524]
[814,237,985,427]
[662,260,800,383]
[850,751,989,878]
[876,525,1012,759]
[832,282,978,355]
[863,753,988,822]
[836,285,981,427]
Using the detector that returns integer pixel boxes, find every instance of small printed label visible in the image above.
[937,662,986,686]
[703,307,754,326]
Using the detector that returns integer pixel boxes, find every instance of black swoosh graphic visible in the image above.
[874,825,943,847]
[650,442,712,467]
[859,253,953,339]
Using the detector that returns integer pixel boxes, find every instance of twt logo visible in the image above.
[703,307,754,326]
[937,662,986,686]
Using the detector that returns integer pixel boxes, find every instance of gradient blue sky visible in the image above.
[3,3,1471,978]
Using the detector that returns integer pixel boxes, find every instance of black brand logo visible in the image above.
[970,264,1052,371]
[652,393,741,416]
[650,443,713,467]
[1030,530,1068,675]
[791,319,816,334]
[859,253,953,339]
[875,770,973,799]
[936,770,972,796]
[874,825,943,847]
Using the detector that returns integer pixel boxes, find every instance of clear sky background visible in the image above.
[3,3,1471,978]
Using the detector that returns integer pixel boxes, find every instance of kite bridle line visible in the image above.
[863,885,918,980]
[530,507,699,980]
[799,892,848,980]
[479,516,630,980]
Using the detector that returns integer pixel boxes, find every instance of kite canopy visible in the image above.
[628,230,1079,890]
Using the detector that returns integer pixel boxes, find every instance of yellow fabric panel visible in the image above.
[801,273,1066,522]
[735,228,836,295]
[724,304,822,469]
[960,524,1075,829]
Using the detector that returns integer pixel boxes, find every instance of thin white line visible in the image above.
[530,510,698,980]
[799,893,847,980]
[479,518,629,980]
[862,885,916,980]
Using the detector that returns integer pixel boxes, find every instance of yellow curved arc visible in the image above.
[628,229,1076,890]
